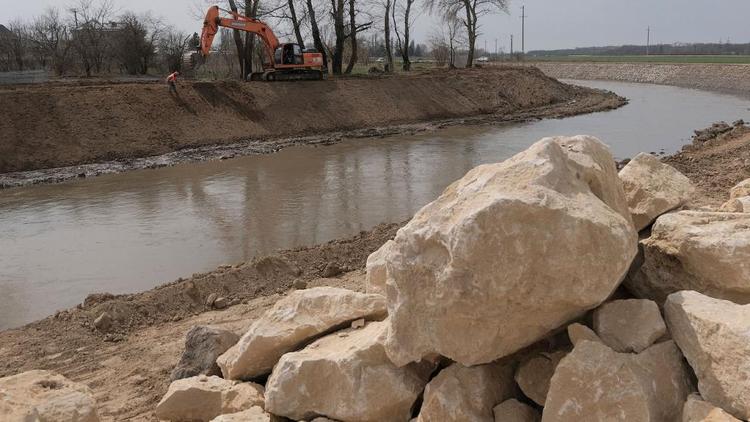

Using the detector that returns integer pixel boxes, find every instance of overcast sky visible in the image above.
[2,0,749,52]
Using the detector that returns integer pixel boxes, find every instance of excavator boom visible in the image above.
[185,5,324,81]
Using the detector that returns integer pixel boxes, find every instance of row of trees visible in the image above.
[0,0,510,78]
[222,0,509,76]
[0,0,190,76]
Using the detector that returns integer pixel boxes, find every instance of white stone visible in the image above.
[365,240,394,295]
[0,370,99,422]
[417,362,515,422]
[264,321,432,422]
[210,406,275,422]
[593,299,667,353]
[493,399,541,422]
[683,394,741,422]
[383,136,637,366]
[543,340,694,422]
[618,152,695,231]
[218,287,387,380]
[627,211,750,304]
[720,196,750,212]
[729,178,750,200]
[665,291,750,420]
[155,375,264,422]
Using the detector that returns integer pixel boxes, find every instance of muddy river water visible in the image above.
[2,80,749,329]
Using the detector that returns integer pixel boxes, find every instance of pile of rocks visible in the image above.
[4,136,750,421]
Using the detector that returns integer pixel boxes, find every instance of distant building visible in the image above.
[0,24,10,36]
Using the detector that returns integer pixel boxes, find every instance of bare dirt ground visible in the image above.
[0,67,624,188]
[664,121,750,206]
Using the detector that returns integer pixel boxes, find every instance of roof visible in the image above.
[0,24,11,37]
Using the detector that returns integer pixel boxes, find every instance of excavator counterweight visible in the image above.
[185,5,325,81]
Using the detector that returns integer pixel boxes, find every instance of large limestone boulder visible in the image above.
[218,287,387,380]
[0,370,99,421]
[365,240,394,295]
[729,178,750,199]
[514,351,567,406]
[627,211,750,304]
[618,152,695,231]
[683,395,741,422]
[383,136,638,366]
[593,299,667,353]
[155,375,264,421]
[494,399,541,422]
[172,326,239,381]
[665,291,750,420]
[264,321,433,422]
[416,362,515,422]
[543,340,694,421]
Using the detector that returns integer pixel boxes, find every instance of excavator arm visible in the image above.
[199,5,279,69]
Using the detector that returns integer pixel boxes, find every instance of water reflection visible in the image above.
[1,80,748,329]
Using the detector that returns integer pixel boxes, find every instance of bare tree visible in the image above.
[425,0,509,68]
[69,0,116,76]
[113,12,161,74]
[287,0,305,47]
[158,27,188,72]
[30,8,72,75]
[5,20,29,71]
[392,0,415,71]
[304,0,328,72]
[383,0,394,72]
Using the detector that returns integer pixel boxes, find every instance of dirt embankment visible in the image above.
[663,121,750,206]
[0,67,622,179]
[529,62,750,96]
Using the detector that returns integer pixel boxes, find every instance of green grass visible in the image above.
[529,55,750,64]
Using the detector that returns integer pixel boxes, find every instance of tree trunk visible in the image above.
[344,0,357,74]
[288,0,304,47]
[227,0,246,79]
[330,0,346,75]
[384,0,393,73]
[464,2,476,68]
[401,0,412,71]
[306,0,328,72]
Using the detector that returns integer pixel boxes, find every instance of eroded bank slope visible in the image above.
[530,62,750,96]
[0,67,620,175]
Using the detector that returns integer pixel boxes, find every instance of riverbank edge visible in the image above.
[0,84,623,189]
[526,61,750,98]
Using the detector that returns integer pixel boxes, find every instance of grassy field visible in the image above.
[528,55,750,64]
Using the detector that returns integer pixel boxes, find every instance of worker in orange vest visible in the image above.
[166,71,180,94]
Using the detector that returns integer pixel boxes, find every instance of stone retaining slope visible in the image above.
[530,62,750,96]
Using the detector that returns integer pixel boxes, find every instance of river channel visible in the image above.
[1,80,748,329]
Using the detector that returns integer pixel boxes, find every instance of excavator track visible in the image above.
[250,69,324,82]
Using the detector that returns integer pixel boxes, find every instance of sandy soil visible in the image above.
[0,67,623,187]
[664,121,750,206]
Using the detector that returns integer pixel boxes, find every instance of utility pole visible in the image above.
[646,26,650,55]
[495,38,498,57]
[510,34,514,56]
[521,5,527,54]
[484,39,487,55]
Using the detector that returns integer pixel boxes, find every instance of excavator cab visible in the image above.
[275,44,303,65]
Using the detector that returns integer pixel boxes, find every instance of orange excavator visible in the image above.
[184,5,325,81]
